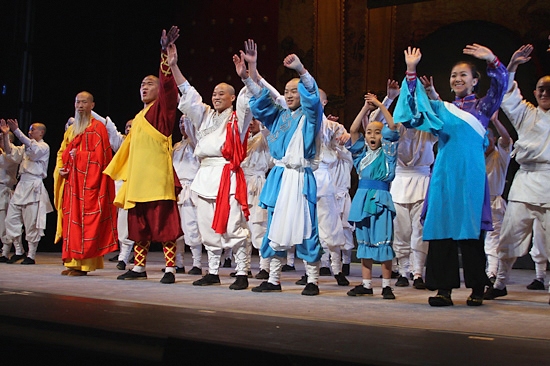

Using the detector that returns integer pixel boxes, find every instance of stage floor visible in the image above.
[1,252,549,365]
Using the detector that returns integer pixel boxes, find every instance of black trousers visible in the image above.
[425,235,491,292]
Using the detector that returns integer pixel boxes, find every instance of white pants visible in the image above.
[194,194,249,275]
[317,194,345,274]
[5,201,42,252]
[393,201,428,277]
[484,196,507,278]
[529,219,548,280]
[117,207,134,264]
[495,201,550,290]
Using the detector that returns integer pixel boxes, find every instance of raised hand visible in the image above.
[404,47,422,72]
[6,119,19,131]
[364,93,381,109]
[463,43,495,62]
[233,52,248,79]
[283,54,305,74]
[160,26,180,50]
[511,44,533,66]
[0,119,9,134]
[243,39,257,64]
[167,43,178,67]
[387,79,400,100]
[327,114,339,122]
[419,75,440,100]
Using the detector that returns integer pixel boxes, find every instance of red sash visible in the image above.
[211,112,250,234]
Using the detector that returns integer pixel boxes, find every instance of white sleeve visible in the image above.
[104,117,125,152]
[236,86,253,142]
[177,81,210,132]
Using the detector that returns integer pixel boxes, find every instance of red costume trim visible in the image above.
[211,111,250,234]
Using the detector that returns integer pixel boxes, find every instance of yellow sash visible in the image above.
[104,105,175,209]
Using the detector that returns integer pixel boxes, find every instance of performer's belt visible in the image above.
[273,159,311,169]
[519,163,550,172]
[395,166,431,176]
[200,157,228,167]
[358,179,389,191]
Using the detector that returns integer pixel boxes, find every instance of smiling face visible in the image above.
[211,83,235,113]
[365,121,383,150]
[140,75,159,105]
[450,63,478,98]
[534,76,550,112]
[284,78,301,110]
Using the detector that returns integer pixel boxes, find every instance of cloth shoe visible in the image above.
[7,254,26,264]
[21,257,36,265]
[334,272,350,286]
[281,264,296,272]
[187,266,202,275]
[160,272,175,284]
[301,283,320,296]
[526,279,545,290]
[117,270,147,280]
[382,286,396,299]
[295,274,308,285]
[395,275,409,287]
[413,277,426,290]
[229,275,249,290]
[67,269,87,276]
[0,256,9,263]
[116,261,126,270]
[162,267,185,274]
[192,274,221,286]
[319,267,332,276]
[251,281,282,292]
[347,285,373,296]
[255,269,269,280]
[483,286,507,300]
[466,294,483,306]
[428,294,453,306]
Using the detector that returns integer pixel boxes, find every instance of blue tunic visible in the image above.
[393,66,507,240]
[348,126,399,261]
[249,80,323,263]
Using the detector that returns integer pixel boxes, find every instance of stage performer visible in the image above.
[1,119,52,264]
[106,26,183,284]
[393,44,508,307]
[55,92,117,275]
[0,126,20,263]
[170,40,253,291]
[243,41,324,296]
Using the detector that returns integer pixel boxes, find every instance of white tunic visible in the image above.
[500,80,550,206]
[485,139,512,198]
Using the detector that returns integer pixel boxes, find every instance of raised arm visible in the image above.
[507,44,533,73]
[367,94,395,130]
[489,111,512,149]
[368,79,400,124]
[350,95,376,145]
[419,75,441,101]
[0,119,11,154]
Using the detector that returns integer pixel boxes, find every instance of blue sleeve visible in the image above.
[298,78,323,159]
[476,62,509,124]
[393,77,444,135]
[249,88,283,131]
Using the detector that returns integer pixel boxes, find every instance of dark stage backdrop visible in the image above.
[2,0,279,252]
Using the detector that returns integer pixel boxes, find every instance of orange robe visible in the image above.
[61,119,118,262]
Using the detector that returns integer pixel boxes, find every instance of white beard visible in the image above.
[73,112,91,136]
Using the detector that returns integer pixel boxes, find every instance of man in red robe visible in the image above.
[58,91,118,276]
[105,26,183,284]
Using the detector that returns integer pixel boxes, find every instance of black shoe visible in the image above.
[108,254,119,262]
[342,263,350,276]
[334,272,349,286]
[483,286,507,300]
[295,274,308,285]
[319,267,332,276]
[193,274,221,286]
[281,264,296,272]
[429,294,454,307]
[229,275,249,290]
[21,257,35,265]
[116,261,126,270]
[230,270,252,278]
[395,275,409,287]
[527,279,545,290]
[347,285,373,296]
[7,254,26,264]
[222,258,232,268]
[252,281,282,292]
[0,256,9,263]
[301,283,320,296]
[413,277,426,290]
[187,266,202,275]
[160,272,175,284]
[466,294,483,306]
[117,270,147,280]
[382,286,396,300]
[255,269,269,279]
